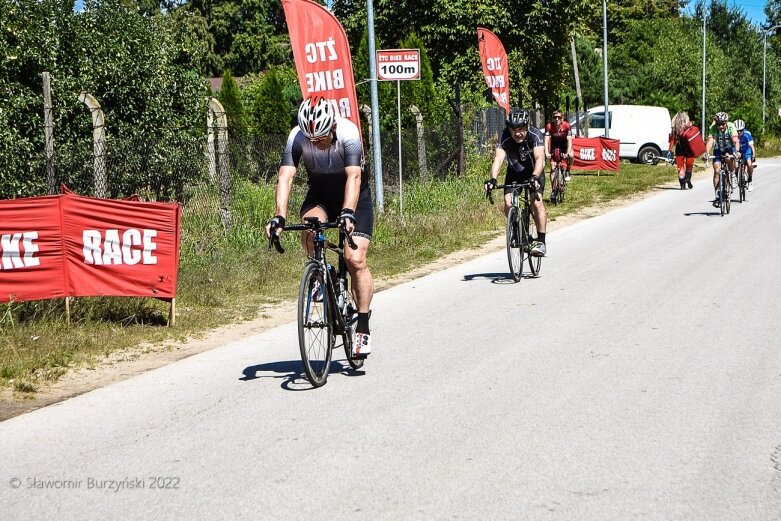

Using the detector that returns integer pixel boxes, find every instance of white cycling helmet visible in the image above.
[297,96,335,139]
[733,119,745,131]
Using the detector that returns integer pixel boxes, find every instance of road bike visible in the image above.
[487,180,542,282]
[269,217,364,387]
[715,157,733,216]
[549,154,569,205]
[736,157,748,203]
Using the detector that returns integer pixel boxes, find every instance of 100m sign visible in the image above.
[376,49,421,81]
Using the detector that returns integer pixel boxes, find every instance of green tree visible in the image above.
[0,0,207,199]
[398,32,446,125]
[245,67,292,135]
[183,0,290,76]
[217,69,249,136]
[335,0,596,108]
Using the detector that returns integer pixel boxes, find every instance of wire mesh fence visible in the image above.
[3,111,517,245]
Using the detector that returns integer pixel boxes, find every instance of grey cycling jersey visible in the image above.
[281,116,366,192]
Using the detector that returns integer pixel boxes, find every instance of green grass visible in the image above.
[0,157,683,394]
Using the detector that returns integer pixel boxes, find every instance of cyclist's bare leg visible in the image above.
[712,160,721,192]
[300,205,329,254]
[344,236,373,314]
[503,192,514,217]
[530,192,547,234]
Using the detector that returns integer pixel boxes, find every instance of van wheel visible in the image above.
[639,146,660,165]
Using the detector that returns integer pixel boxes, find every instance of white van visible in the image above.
[569,105,671,164]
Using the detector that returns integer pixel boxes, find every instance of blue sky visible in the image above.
[684,1,769,27]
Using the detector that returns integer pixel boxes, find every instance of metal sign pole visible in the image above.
[397,79,403,217]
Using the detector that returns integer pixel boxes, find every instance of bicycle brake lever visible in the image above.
[268,236,285,254]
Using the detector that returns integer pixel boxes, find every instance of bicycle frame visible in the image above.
[269,217,364,386]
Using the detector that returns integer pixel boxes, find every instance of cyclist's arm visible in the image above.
[705,135,714,156]
[544,135,551,158]
[489,147,507,181]
[532,145,545,177]
[342,165,362,214]
[274,165,297,219]
[750,140,757,157]
[566,135,573,157]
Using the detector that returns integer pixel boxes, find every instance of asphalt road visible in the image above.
[2,161,780,520]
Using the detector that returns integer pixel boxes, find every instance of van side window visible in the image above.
[589,112,612,129]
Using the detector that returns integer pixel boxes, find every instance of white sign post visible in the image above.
[377,49,420,217]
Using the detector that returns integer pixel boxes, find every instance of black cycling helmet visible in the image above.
[713,111,729,124]
[506,108,530,128]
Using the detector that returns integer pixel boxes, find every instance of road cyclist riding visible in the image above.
[704,111,741,212]
[484,107,548,279]
[266,95,374,386]
[544,109,574,205]
[734,118,756,201]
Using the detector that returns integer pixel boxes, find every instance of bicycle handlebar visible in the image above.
[485,181,535,205]
[268,218,358,254]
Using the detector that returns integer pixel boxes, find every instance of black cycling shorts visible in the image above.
[504,165,545,196]
[300,185,374,240]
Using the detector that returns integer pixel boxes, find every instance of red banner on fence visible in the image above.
[282,0,360,129]
[572,137,621,171]
[477,27,510,115]
[0,189,181,304]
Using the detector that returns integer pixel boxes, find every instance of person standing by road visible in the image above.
[669,111,695,190]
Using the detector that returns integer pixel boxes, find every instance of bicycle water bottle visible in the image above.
[337,277,346,312]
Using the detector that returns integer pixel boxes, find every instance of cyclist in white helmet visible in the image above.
[733,119,757,191]
[266,95,374,356]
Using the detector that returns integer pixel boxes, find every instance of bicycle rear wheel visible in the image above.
[340,286,364,370]
[524,207,542,276]
[719,173,726,216]
[739,166,746,202]
[298,262,333,387]
[506,206,522,282]
[725,184,731,214]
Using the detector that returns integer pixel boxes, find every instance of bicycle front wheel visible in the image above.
[524,207,542,276]
[555,168,565,205]
[298,262,334,387]
[506,206,522,282]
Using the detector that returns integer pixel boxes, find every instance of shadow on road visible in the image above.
[240,359,364,391]
[684,210,726,217]
[653,186,685,191]
[462,272,537,283]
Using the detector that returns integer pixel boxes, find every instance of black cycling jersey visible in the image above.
[498,125,545,175]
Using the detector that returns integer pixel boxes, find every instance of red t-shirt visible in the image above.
[544,120,572,149]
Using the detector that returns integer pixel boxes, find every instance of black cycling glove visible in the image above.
[338,208,356,228]
[268,215,285,235]
[484,178,497,191]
